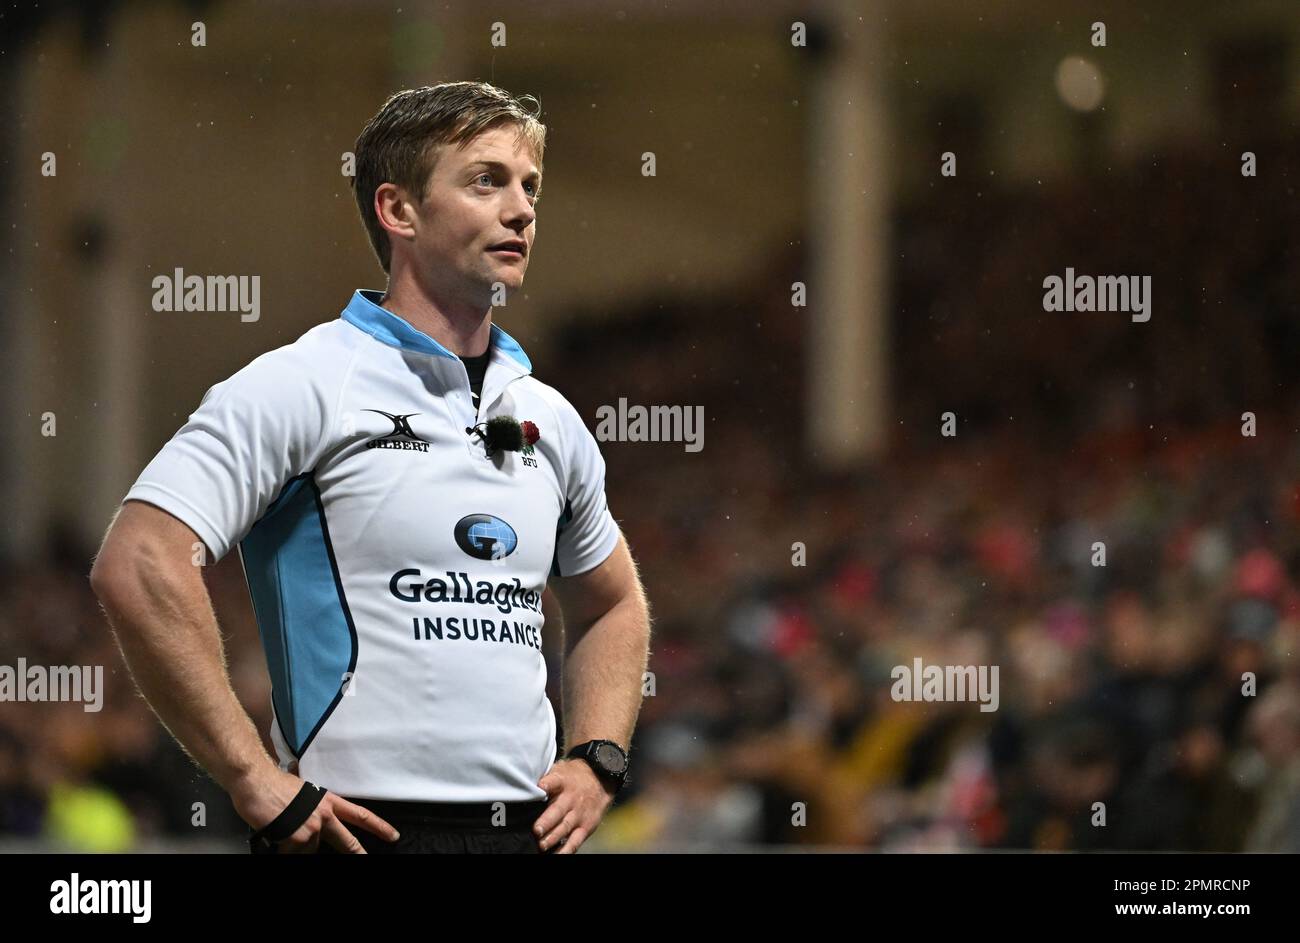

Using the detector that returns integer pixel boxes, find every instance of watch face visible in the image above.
[595,742,627,773]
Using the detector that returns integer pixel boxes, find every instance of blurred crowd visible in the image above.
[564,127,1300,852]
[3,129,1299,851]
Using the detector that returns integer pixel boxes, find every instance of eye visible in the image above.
[473,172,539,201]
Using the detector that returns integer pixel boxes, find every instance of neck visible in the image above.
[381,263,493,358]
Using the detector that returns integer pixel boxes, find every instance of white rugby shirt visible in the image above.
[124,288,621,802]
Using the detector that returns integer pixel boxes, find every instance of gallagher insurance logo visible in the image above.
[455,514,518,561]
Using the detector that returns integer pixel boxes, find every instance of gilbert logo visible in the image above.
[50,873,151,923]
[364,409,430,452]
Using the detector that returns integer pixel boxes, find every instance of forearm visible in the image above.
[560,590,650,751]
[93,552,275,795]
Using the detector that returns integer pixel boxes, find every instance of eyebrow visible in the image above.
[465,160,542,185]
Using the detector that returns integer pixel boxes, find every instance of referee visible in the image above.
[89,82,652,854]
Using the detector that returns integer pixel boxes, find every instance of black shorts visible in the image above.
[248,797,558,854]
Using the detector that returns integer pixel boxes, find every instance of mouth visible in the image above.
[489,241,527,258]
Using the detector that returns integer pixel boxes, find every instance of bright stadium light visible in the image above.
[1055,55,1106,111]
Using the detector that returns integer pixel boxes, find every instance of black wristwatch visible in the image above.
[565,739,629,791]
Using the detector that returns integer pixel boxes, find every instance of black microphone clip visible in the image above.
[465,415,541,457]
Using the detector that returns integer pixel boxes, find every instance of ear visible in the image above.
[374,182,418,242]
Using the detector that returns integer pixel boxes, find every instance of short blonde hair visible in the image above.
[351,82,547,273]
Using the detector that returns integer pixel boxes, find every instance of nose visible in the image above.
[505,183,536,229]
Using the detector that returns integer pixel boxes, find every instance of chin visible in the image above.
[483,273,523,299]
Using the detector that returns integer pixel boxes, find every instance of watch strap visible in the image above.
[566,740,628,785]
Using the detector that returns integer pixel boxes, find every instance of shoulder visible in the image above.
[513,375,593,444]
[238,318,362,382]
[204,319,362,407]
[514,376,610,496]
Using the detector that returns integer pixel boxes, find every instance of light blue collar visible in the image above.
[340,289,531,372]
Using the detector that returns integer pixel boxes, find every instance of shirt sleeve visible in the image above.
[551,401,621,578]
[123,350,334,564]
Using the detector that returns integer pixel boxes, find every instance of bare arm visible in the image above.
[89,500,397,852]
[89,500,274,795]
[549,531,652,756]
[532,531,651,852]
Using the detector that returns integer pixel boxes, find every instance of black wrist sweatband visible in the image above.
[248,781,327,852]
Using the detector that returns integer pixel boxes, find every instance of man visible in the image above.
[89,82,652,854]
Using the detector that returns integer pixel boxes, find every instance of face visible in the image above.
[396,125,541,306]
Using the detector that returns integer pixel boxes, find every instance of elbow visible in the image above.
[89,537,147,613]
[89,503,203,616]
[89,545,128,607]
